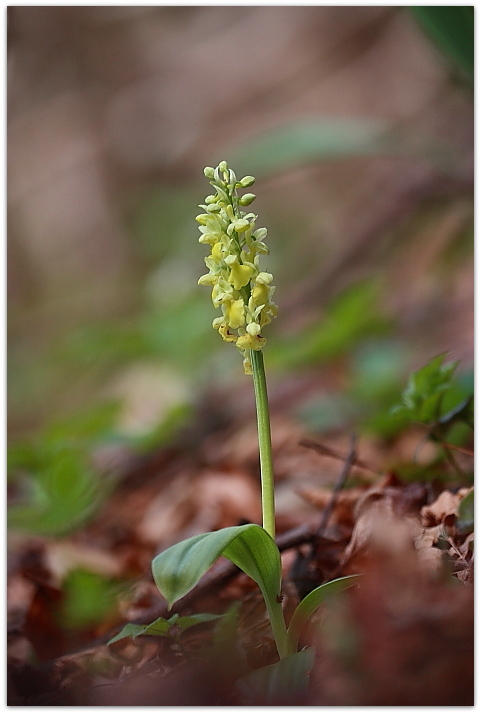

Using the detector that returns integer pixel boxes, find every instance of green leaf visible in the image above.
[230,119,390,177]
[272,280,388,369]
[108,617,171,645]
[60,569,120,629]
[8,449,104,536]
[457,489,474,535]
[152,524,288,658]
[175,613,223,631]
[410,6,474,81]
[287,575,361,655]
[394,353,461,425]
[152,524,281,610]
[237,647,315,704]
[107,612,222,646]
[439,395,474,431]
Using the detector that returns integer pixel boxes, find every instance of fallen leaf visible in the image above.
[420,487,473,527]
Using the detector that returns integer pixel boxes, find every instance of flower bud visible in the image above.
[239,193,256,206]
[206,203,221,213]
[256,272,273,285]
[195,213,210,225]
[219,160,228,173]
[246,322,261,336]
[204,166,215,179]
[240,176,256,188]
[233,219,250,233]
[198,273,216,286]
[253,228,267,240]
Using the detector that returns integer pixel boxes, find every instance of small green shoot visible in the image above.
[108,612,222,646]
[392,353,473,479]
[393,352,461,425]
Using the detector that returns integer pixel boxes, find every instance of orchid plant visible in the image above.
[110,161,359,693]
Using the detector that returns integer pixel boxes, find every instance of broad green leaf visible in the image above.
[152,524,288,658]
[457,489,474,535]
[152,524,281,610]
[237,647,315,704]
[287,575,361,655]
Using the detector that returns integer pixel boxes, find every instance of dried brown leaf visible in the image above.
[420,487,473,527]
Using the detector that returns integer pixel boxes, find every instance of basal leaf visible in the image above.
[287,575,361,655]
[108,617,170,645]
[108,612,223,646]
[176,613,223,631]
[152,524,288,657]
[152,524,281,609]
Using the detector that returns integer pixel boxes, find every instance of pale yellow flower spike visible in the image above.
[197,161,277,373]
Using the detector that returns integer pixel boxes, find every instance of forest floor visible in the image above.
[7,372,474,705]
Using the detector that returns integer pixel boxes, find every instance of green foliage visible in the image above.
[286,575,361,656]
[8,404,120,536]
[273,280,389,369]
[151,524,288,658]
[392,353,471,427]
[151,522,362,669]
[410,6,474,81]
[60,569,121,629]
[8,445,105,536]
[457,489,474,535]
[63,295,217,377]
[108,612,222,646]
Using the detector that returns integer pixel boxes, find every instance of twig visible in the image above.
[314,433,357,542]
[299,437,378,476]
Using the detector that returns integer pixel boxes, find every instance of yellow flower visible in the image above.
[225,299,245,329]
[236,333,266,351]
[229,263,254,290]
[211,242,223,262]
[218,323,237,342]
[197,162,277,373]
[252,284,269,306]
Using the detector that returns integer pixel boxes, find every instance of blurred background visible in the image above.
[8,5,473,491]
[6,7,475,683]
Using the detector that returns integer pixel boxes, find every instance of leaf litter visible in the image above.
[7,378,473,705]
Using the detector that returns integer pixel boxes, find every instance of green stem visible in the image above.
[250,349,276,540]
[266,597,289,660]
[251,350,290,658]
